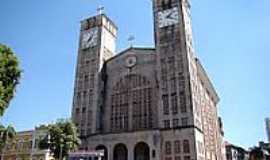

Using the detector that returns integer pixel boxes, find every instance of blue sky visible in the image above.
[0,0,269,148]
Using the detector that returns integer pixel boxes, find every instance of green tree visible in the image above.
[0,44,22,116]
[39,119,81,160]
[0,124,16,151]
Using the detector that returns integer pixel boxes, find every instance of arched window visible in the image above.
[111,74,153,132]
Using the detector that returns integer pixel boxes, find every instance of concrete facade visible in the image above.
[72,0,224,160]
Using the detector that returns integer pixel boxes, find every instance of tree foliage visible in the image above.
[0,44,21,116]
[39,119,81,160]
[0,124,16,151]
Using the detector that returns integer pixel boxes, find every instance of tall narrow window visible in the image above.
[165,141,172,155]
[168,56,175,73]
[76,92,81,106]
[173,119,179,128]
[75,108,80,115]
[183,140,190,153]
[163,95,169,115]
[181,117,188,126]
[164,120,170,129]
[184,156,191,160]
[161,0,172,10]
[171,93,178,114]
[90,74,95,88]
[171,77,177,93]
[84,74,89,83]
[174,140,181,154]
[180,91,187,113]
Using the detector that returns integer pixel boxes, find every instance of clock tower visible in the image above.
[154,0,206,160]
[154,0,196,125]
[72,14,117,140]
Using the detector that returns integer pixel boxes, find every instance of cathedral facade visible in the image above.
[72,0,224,160]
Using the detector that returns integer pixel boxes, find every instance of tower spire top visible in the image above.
[97,5,105,15]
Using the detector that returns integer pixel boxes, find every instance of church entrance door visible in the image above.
[96,145,108,160]
[113,143,128,160]
[134,142,150,160]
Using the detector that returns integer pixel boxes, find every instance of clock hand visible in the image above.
[166,12,173,19]
[87,34,93,43]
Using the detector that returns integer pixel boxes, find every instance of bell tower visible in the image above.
[153,0,206,160]
[153,0,197,130]
[72,14,117,140]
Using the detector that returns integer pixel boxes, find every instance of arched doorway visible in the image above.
[96,145,108,160]
[134,142,150,160]
[113,143,128,160]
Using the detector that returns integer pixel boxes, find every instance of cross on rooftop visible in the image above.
[97,6,105,15]
[128,35,135,47]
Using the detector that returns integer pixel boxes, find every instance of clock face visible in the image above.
[158,7,179,28]
[81,27,98,49]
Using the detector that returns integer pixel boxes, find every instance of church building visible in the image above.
[71,0,224,160]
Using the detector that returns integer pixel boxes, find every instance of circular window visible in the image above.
[125,56,137,68]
